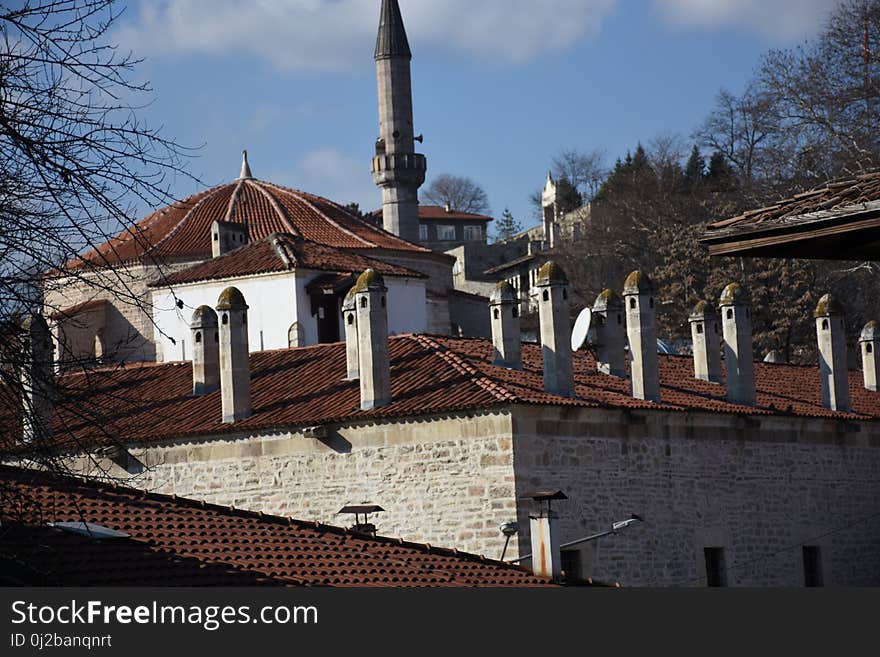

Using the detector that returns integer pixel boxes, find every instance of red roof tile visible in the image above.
[68,179,430,270]
[3,336,877,453]
[0,466,551,587]
[150,233,426,287]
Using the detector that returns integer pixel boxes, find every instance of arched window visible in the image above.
[195,331,202,344]
[288,322,305,348]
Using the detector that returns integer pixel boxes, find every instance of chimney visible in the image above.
[815,294,849,411]
[688,300,721,383]
[860,320,880,391]
[354,269,391,410]
[489,281,521,369]
[190,306,220,396]
[217,287,251,423]
[342,287,359,380]
[211,220,248,258]
[592,289,626,377]
[623,271,660,402]
[541,172,558,249]
[444,202,452,213]
[535,261,574,397]
[719,283,755,406]
[527,491,567,581]
[764,350,786,364]
[20,314,54,443]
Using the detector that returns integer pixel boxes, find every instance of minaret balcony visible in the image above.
[371,152,427,186]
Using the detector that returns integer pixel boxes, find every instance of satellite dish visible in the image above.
[570,307,592,352]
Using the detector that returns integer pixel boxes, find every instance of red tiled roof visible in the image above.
[69,179,430,270]
[0,466,551,587]
[150,233,426,287]
[4,336,877,452]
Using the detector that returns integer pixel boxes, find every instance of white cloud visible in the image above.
[272,148,378,209]
[115,0,618,71]
[652,0,840,42]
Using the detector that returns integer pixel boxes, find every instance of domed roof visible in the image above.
[535,260,568,285]
[216,287,248,310]
[814,293,844,318]
[490,281,517,304]
[861,320,879,341]
[593,288,622,312]
[353,268,385,293]
[719,283,746,306]
[72,156,428,270]
[342,286,358,311]
[689,300,716,320]
[190,305,218,328]
[623,270,653,295]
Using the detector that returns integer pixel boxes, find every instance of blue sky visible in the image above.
[115,0,841,231]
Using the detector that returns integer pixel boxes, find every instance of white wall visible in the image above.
[152,271,426,362]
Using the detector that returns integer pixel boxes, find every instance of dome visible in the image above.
[216,287,248,311]
[814,293,844,318]
[190,305,218,328]
[490,281,517,304]
[72,158,428,270]
[623,270,653,295]
[719,283,746,306]
[535,260,568,285]
[861,320,879,342]
[353,268,385,293]
[689,300,716,320]
[593,288,622,312]
[342,286,358,311]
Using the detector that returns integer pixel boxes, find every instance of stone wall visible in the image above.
[511,405,880,587]
[123,411,521,559]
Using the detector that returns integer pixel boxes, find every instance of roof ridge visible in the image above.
[223,178,246,223]
[411,334,518,403]
[248,180,301,237]
[151,184,235,255]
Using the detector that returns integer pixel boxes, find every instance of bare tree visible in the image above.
[550,148,608,200]
[0,0,192,491]
[422,174,491,214]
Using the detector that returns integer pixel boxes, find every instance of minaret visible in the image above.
[371,0,426,242]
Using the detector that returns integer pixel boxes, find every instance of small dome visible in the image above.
[353,268,385,293]
[763,349,786,364]
[860,320,879,342]
[689,300,716,321]
[535,260,568,285]
[719,283,746,306]
[190,305,218,328]
[216,286,248,310]
[593,288,622,312]
[623,270,653,295]
[813,293,844,318]
[490,281,518,304]
[342,286,358,310]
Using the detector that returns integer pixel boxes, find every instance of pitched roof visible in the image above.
[374,0,411,60]
[150,233,426,288]
[4,335,877,453]
[67,179,430,271]
[703,170,880,259]
[0,466,551,587]
[416,206,494,222]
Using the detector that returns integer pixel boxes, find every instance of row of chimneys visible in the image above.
[490,261,880,412]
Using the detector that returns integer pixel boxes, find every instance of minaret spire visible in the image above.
[371,0,426,242]
[239,150,253,179]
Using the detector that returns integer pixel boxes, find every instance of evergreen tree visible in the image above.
[684,145,706,189]
[493,207,522,242]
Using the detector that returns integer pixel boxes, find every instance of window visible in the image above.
[437,224,456,241]
[803,546,823,587]
[463,225,482,241]
[704,547,727,587]
[419,224,428,241]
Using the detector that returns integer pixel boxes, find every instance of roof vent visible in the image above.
[444,202,452,213]
[338,505,384,535]
[49,521,130,540]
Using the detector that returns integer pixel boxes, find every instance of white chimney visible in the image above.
[541,172,559,249]
[354,269,391,410]
[211,219,248,258]
[592,289,626,377]
[860,321,879,391]
[814,294,849,411]
[217,287,251,423]
[719,283,755,406]
[489,281,521,369]
[535,261,574,397]
[190,305,219,396]
[342,287,359,380]
[623,270,660,402]
[527,491,566,581]
[20,314,54,443]
[688,300,721,383]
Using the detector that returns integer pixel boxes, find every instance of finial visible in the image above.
[239,150,253,179]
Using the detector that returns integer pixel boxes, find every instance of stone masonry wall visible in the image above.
[123,411,520,559]
[511,405,880,587]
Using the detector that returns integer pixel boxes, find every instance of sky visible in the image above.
[113,0,843,232]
